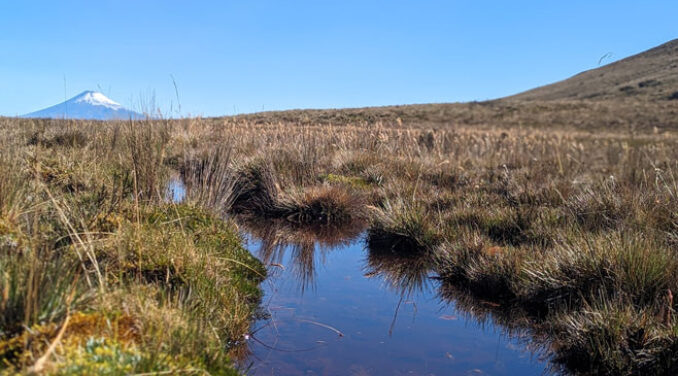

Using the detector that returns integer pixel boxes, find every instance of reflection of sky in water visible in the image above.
[167,178,186,202]
[242,231,548,376]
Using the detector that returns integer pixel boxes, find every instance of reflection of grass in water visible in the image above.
[364,232,441,337]
[239,217,366,292]
[364,240,436,298]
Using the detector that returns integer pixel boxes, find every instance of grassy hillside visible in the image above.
[506,39,678,101]
[218,39,678,132]
[223,100,678,132]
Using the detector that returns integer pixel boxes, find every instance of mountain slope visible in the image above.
[505,39,678,101]
[22,91,144,120]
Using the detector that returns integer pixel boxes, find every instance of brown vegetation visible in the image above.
[2,82,678,375]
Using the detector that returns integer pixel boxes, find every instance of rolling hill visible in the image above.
[505,39,678,101]
[223,38,678,131]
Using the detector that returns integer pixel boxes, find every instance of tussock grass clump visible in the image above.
[550,301,678,376]
[335,151,384,176]
[367,200,443,255]
[230,161,368,226]
[565,182,628,232]
[436,230,525,300]
[520,233,678,309]
[446,206,557,249]
[278,185,367,225]
[230,162,280,215]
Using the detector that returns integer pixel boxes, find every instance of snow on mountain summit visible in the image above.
[73,91,123,109]
[22,90,144,120]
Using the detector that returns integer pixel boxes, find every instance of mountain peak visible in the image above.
[22,90,144,120]
[71,91,122,110]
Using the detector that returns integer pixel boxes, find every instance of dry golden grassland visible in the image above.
[2,108,678,374]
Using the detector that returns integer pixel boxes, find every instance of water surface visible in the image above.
[239,221,549,376]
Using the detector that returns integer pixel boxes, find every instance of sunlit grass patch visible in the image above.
[367,200,443,255]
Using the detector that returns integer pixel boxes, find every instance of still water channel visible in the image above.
[167,179,551,375]
[238,221,549,376]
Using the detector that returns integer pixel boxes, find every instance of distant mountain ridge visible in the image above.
[22,90,144,120]
[505,39,678,101]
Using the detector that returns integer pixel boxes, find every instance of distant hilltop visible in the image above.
[22,90,145,120]
[505,38,678,101]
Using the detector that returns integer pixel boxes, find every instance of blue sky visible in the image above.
[1,1,676,117]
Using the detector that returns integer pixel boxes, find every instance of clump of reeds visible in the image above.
[180,144,237,213]
[125,119,171,202]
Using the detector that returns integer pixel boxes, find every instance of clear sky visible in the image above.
[1,1,676,117]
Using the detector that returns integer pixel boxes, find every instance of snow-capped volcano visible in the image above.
[22,90,145,120]
[74,91,123,109]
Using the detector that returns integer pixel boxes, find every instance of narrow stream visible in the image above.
[238,221,550,376]
[166,179,551,375]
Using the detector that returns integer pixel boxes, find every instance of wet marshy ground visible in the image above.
[236,220,550,375]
